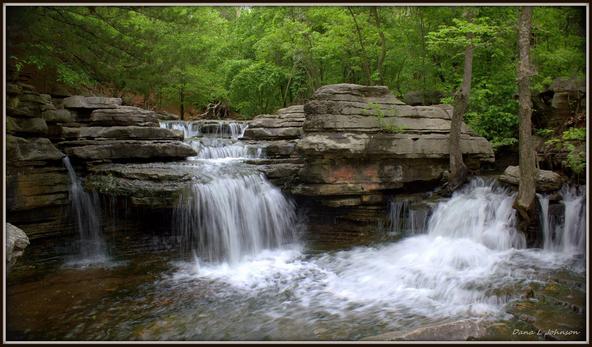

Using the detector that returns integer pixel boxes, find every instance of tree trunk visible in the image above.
[514,6,538,240]
[347,7,372,85]
[371,7,386,85]
[448,10,474,192]
[179,85,185,121]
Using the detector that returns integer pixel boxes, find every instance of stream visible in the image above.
[6,121,586,341]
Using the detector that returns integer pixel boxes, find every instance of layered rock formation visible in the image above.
[291,83,495,235]
[243,105,305,188]
[6,81,196,239]
[6,82,72,239]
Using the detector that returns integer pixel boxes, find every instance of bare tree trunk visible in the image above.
[371,7,386,85]
[448,10,474,192]
[348,7,372,85]
[514,6,538,239]
[179,85,185,121]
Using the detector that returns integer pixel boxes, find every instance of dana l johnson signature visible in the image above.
[512,328,581,337]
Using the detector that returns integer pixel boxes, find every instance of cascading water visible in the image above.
[537,185,586,253]
[164,118,297,264]
[387,199,431,235]
[174,178,582,331]
[62,157,107,263]
[160,120,262,160]
[174,173,299,264]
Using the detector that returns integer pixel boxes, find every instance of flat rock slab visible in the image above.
[64,140,197,160]
[499,166,564,192]
[297,132,495,160]
[63,95,122,109]
[85,161,259,208]
[61,126,183,140]
[90,106,158,126]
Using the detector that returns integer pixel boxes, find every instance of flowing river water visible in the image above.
[6,121,587,341]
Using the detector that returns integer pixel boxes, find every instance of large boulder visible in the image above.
[62,95,122,109]
[499,166,564,192]
[292,83,495,236]
[6,223,30,269]
[89,106,159,126]
[403,90,444,106]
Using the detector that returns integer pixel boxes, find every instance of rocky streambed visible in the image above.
[5,82,586,342]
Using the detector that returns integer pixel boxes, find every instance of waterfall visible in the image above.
[166,118,297,263]
[161,120,261,160]
[160,120,248,140]
[62,157,107,262]
[173,173,299,264]
[427,178,526,250]
[538,185,586,253]
[387,199,430,235]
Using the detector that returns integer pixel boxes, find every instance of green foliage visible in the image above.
[562,127,586,141]
[229,61,286,118]
[544,127,586,174]
[8,5,585,124]
[367,102,406,133]
[535,128,555,138]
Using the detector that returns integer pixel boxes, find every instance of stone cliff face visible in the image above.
[6,81,196,239]
[6,82,71,239]
[243,105,305,188]
[289,83,495,235]
[6,81,497,242]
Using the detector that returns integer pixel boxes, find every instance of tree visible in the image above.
[447,9,474,192]
[513,6,537,239]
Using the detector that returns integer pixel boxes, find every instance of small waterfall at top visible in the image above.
[160,120,260,160]
[537,185,586,253]
[166,118,298,264]
[62,157,107,263]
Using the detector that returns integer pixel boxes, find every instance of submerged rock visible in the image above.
[499,166,564,192]
[6,223,30,269]
[362,319,489,341]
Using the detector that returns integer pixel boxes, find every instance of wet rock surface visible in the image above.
[499,166,564,192]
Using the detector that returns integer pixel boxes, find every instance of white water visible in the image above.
[168,119,297,264]
[160,120,263,160]
[387,199,431,235]
[175,178,584,329]
[173,173,300,264]
[537,185,586,253]
[62,157,108,264]
[160,120,248,141]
